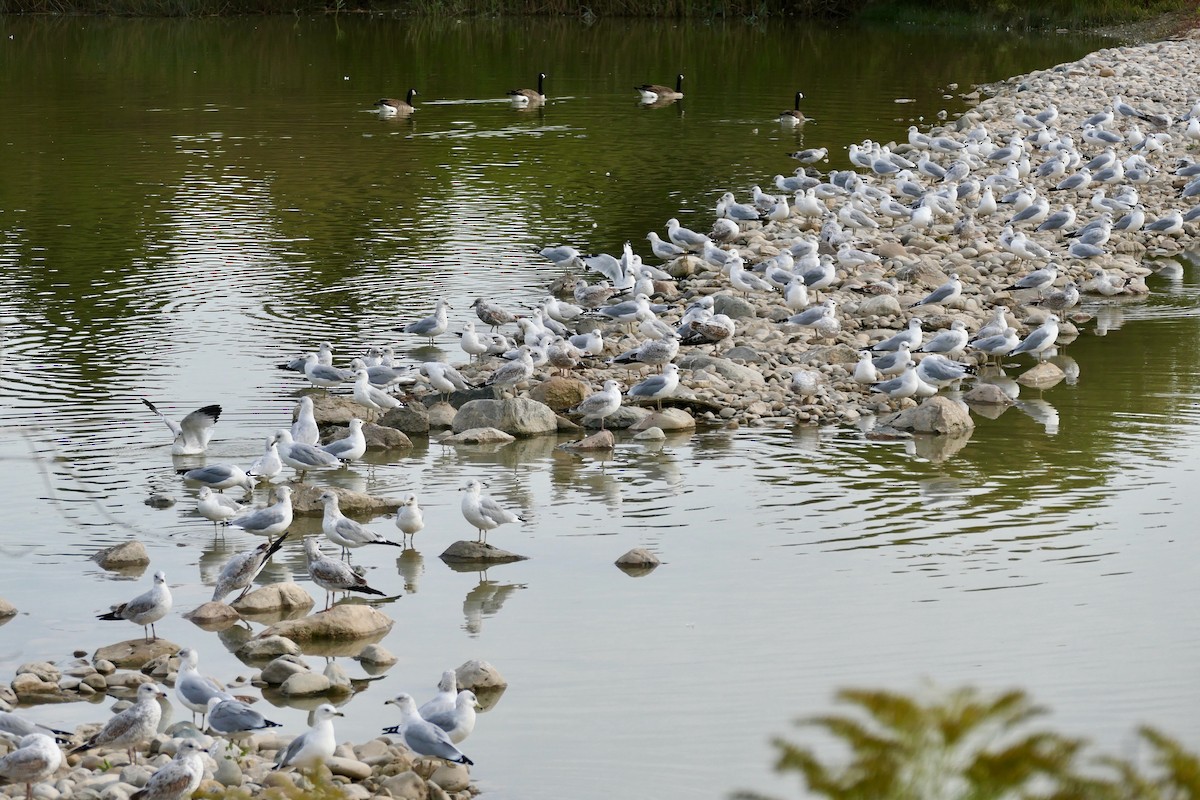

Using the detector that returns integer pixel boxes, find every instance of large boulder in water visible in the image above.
[880,396,974,435]
[452,398,558,436]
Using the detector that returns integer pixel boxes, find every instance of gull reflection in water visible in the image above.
[461,572,526,636]
[1094,305,1125,337]
[1047,354,1080,385]
[1015,398,1060,435]
[395,547,424,594]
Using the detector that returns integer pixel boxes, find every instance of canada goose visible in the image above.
[375,88,418,117]
[636,73,684,103]
[779,91,805,126]
[508,73,546,106]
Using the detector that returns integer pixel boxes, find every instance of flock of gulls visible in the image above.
[6,36,1200,800]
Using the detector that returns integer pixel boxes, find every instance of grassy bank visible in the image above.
[1,0,1196,30]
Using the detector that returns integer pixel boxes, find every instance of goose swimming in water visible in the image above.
[375,89,417,117]
[508,73,546,106]
[636,73,684,103]
[779,91,805,126]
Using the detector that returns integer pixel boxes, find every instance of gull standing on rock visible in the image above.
[353,370,403,413]
[196,486,242,526]
[206,697,281,742]
[870,366,921,399]
[853,351,879,384]
[610,330,678,373]
[418,690,479,745]
[784,298,837,329]
[302,539,387,610]
[459,322,490,362]
[400,299,452,344]
[418,671,458,721]
[97,571,172,642]
[971,327,1020,362]
[129,739,206,800]
[71,683,167,765]
[229,485,293,541]
[483,346,534,399]
[273,703,343,772]
[917,320,969,356]
[916,355,975,389]
[291,396,320,445]
[971,307,1010,343]
[318,490,403,559]
[870,318,924,352]
[627,364,680,411]
[0,733,61,800]
[1010,315,1060,361]
[211,533,289,603]
[666,218,710,251]
[647,231,685,260]
[395,494,424,546]
[460,479,523,544]
[273,430,342,480]
[174,648,233,726]
[911,273,962,308]
[569,380,623,429]
[382,694,474,765]
[321,418,367,464]
[871,341,914,377]
[421,362,473,401]
[140,399,221,455]
[1003,263,1058,294]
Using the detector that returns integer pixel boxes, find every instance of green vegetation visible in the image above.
[2,0,1196,25]
[735,686,1200,800]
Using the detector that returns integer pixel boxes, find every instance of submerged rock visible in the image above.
[442,427,516,445]
[560,430,615,450]
[93,639,181,670]
[232,583,316,615]
[439,541,529,564]
[183,602,241,629]
[455,659,508,691]
[615,548,662,577]
[91,540,150,571]
[259,605,395,642]
[1017,361,1066,389]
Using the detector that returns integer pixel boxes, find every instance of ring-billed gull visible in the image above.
[915,355,975,388]
[1010,315,1060,361]
[971,307,1010,343]
[0,713,70,746]
[569,380,623,429]
[229,485,293,542]
[417,671,457,721]
[394,494,424,546]
[321,418,367,464]
[459,322,489,362]
[181,464,253,494]
[911,274,962,308]
[291,397,319,446]
[784,298,837,328]
[508,72,546,106]
[539,246,584,270]
[870,318,923,352]
[206,696,281,741]
[140,399,221,455]
[971,327,1020,361]
[421,362,473,401]
[646,232,685,260]
[1033,282,1080,313]
[917,320,968,356]
[318,490,402,558]
[71,683,166,765]
[195,486,243,526]
[636,73,683,103]
[0,734,62,800]
[1003,264,1058,293]
[610,331,678,372]
[871,366,921,399]
[627,363,680,411]
[871,341,914,376]
[273,430,342,479]
[353,370,403,413]
[573,280,619,309]
[273,703,343,772]
[211,532,289,603]
[173,648,233,726]
[666,218,709,251]
[247,436,283,482]
[382,694,474,765]
[303,539,387,610]
[483,346,533,399]
[97,571,172,642]
[400,299,452,344]
[375,89,417,117]
[853,352,879,384]
[128,739,205,800]
[302,353,353,391]
[460,480,523,543]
